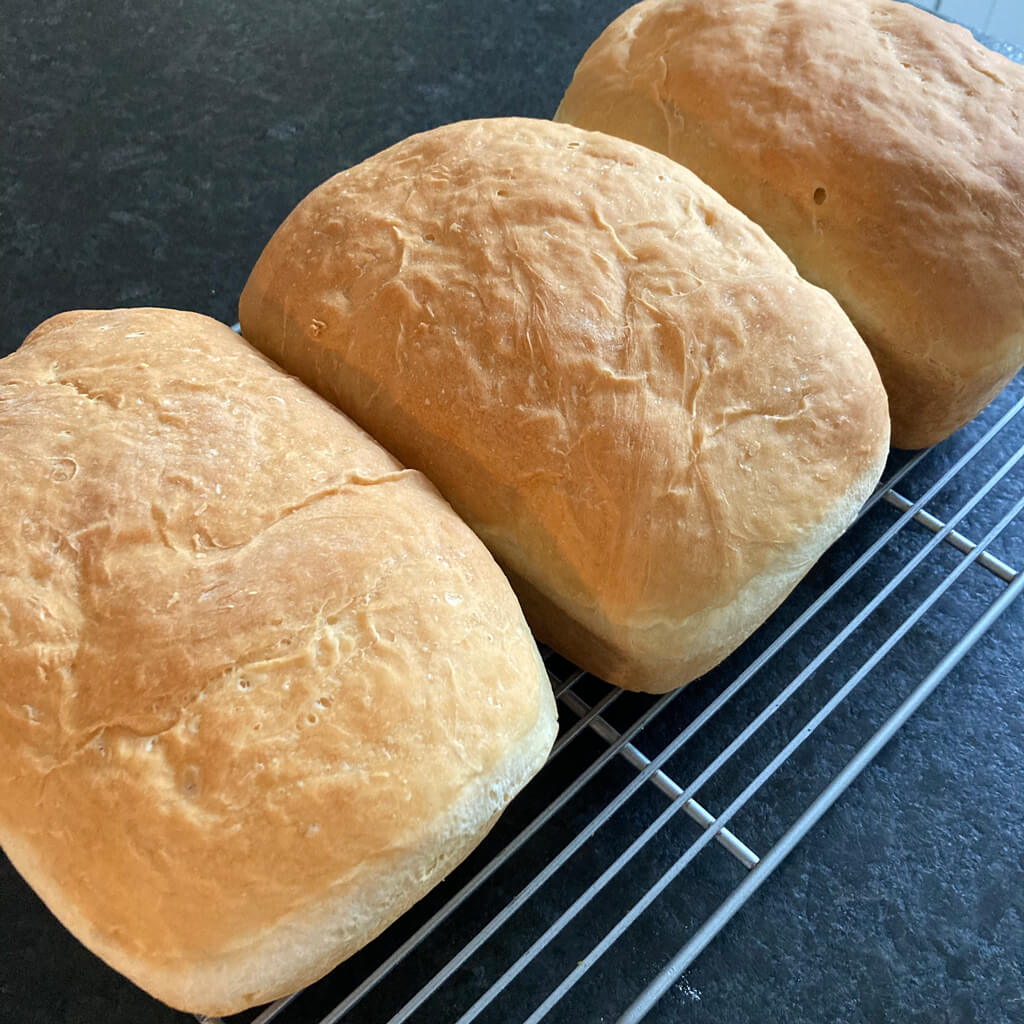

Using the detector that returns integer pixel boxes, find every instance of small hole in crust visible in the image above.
[423,233,436,242]
[813,187,828,205]
[703,209,716,227]
[495,189,508,198]
[566,140,582,149]
[238,678,252,691]
[182,765,201,798]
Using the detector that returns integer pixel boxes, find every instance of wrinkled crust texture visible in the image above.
[0,308,557,1016]
[240,116,891,693]
[555,0,1024,449]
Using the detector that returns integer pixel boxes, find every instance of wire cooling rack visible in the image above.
[194,366,1022,1024]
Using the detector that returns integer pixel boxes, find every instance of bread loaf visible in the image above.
[0,308,557,1016]
[555,0,1024,449]
[239,117,890,694]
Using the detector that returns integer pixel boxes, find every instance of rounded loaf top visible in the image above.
[0,307,556,1014]
[241,116,891,691]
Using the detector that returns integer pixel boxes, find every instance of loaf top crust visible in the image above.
[241,117,890,689]
[0,308,555,1014]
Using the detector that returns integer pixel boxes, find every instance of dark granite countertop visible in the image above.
[2,2,1022,1023]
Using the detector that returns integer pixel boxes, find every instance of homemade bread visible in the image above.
[555,0,1024,448]
[0,308,557,1016]
[239,117,890,693]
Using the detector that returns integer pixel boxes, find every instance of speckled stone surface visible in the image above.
[2,2,1022,1023]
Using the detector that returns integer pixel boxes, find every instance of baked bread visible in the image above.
[239,116,890,694]
[0,308,557,1016]
[554,0,1024,449]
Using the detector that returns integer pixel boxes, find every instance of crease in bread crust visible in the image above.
[554,0,1024,448]
[239,116,891,693]
[0,308,557,1015]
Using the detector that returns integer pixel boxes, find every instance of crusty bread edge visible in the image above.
[0,647,557,1016]
[500,446,887,693]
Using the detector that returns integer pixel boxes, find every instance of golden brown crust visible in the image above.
[240,116,890,693]
[0,308,556,1015]
[555,0,1024,448]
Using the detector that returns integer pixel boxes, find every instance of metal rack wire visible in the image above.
[199,375,1023,1024]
